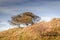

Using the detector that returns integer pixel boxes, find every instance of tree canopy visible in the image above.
[9,12,40,28]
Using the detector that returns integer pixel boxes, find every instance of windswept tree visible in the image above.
[22,12,41,23]
[9,12,40,28]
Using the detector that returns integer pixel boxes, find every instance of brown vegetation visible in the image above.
[0,18,60,40]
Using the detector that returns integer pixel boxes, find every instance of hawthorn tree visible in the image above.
[9,12,40,28]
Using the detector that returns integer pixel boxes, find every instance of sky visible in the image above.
[0,0,60,31]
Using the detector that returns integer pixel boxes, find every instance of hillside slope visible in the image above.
[0,18,60,40]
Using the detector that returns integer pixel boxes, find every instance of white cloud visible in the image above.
[40,16,51,22]
[0,1,60,31]
[40,16,60,22]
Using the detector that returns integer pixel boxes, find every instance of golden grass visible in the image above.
[0,28,23,40]
[0,18,60,40]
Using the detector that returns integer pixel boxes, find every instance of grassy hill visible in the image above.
[0,18,60,40]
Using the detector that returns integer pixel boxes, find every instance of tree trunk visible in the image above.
[31,22,34,25]
[18,24,20,28]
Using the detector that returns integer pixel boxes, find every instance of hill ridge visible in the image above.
[0,18,60,40]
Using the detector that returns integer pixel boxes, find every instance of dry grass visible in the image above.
[0,28,23,40]
[0,18,60,40]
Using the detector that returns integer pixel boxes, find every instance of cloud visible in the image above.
[0,19,6,22]
[40,16,52,22]
[0,0,60,31]
[40,15,60,22]
[0,1,60,17]
[0,7,17,15]
[0,0,60,7]
[0,0,31,7]
[0,27,9,31]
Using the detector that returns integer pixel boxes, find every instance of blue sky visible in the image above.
[0,0,60,31]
